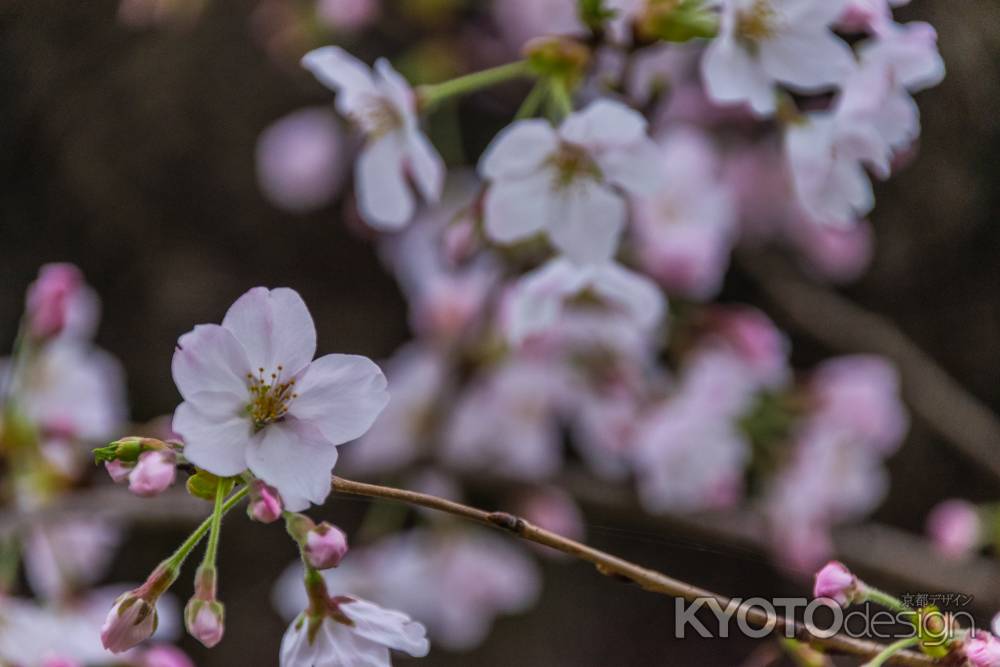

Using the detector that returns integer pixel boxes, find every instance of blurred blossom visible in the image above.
[24,518,122,601]
[316,0,380,32]
[343,345,448,476]
[479,99,661,266]
[812,561,859,606]
[442,359,565,480]
[810,355,908,455]
[301,47,445,229]
[503,256,664,345]
[25,263,99,342]
[701,0,854,116]
[516,487,585,558]
[631,129,736,300]
[785,214,874,283]
[626,44,698,106]
[701,306,790,389]
[255,108,345,214]
[127,450,177,498]
[140,645,195,667]
[838,0,910,33]
[274,528,541,651]
[491,0,584,51]
[926,499,982,560]
[632,350,755,513]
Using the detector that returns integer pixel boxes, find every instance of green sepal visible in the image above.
[186,470,236,502]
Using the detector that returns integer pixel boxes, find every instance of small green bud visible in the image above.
[93,437,166,464]
[636,0,718,43]
[524,37,590,87]
[185,470,235,502]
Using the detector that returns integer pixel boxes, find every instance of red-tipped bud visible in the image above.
[247,480,283,523]
[101,593,158,653]
[303,523,349,570]
[184,598,225,648]
[812,561,859,607]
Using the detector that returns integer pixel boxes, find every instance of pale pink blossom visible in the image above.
[785,213,874,283]
[701,0,855,116]
[304,523,349,570]
[128,450,177,498]
[24,517,122,601]
[280,598,429,667]
[185,601,224,648]
[812,561,858,606]
[963,633,1000,667]
[171,287,389,511]
[247,479,283,523]
[275,528,540,651]
[255,107,344,213]
[25,264,99,341]
[105,459,134,483]
[316,0,379,32]
[926,499,981,560]
[701,306,790,389]
[479,99,661,265]
[516,487,584,559]
[631,129,737,300]
[491,0,584,50]
[993,613,1000,638]
[101,595,158,654]
[141,645,195,667]
[442,359,565,480]
[837,0,909,33]
[859,20,944,92]
[503,256,665,345]
[810,355,908,454]
[301,47,444,229]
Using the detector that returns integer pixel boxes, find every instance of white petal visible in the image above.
[558,99,647,150]
[596,137,663,195]
[171,324,251,408]
[280,615,319,667]
[356,133,414,229]
[222,287,317,377]
[246,421,338,511]
[700,34,776,115]
[482,174,551,244]
[779,0,848,25]
[301,47,378,116]
[172,401,252,477]
[760,30,855,91]
[406,130,445,204]
[340,599,430,657]
[317,619,392,667]
[548,182,625,265]
[590,263,666,331]
[287,354,389,445]
[505,258,589,343]
[478,119,559,180]
[373,58,416,122]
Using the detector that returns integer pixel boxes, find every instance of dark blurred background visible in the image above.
[1,0,998,664]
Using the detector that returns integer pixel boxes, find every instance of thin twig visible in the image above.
[330,476,937,666]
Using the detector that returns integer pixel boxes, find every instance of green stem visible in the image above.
[862,637,920,667]
[863,587,911,615]
[548,78,574,119]
[515,79,549,120]
[417,60,531,109]
[165,486,249,570]
[201,479,227,568]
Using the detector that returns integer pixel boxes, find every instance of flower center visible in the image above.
[736,0,779,45]
[550,144,602,189]
[352,96,403,138]
[246,366,298,430]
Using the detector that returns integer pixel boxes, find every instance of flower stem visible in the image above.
[201,478,227,568]
[329,476,935,666]
[165,486,249,571]
[863,586,911,615]
[862,637,921,667]
[547,78,574,120]
[417,60,531,109]
[515,79,549,120]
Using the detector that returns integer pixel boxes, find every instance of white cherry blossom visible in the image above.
[171,287,388,511]
[301,46,444,229]
[701,0,855,116]
[478,99,661,265]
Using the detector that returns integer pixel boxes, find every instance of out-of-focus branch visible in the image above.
[330,476,935,666]
[742,255,1000,483]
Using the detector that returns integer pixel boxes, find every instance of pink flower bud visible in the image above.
[101,593,158,653]
[247,480,283,523]
[813,561,858,607]
[141,645,195,667]
[185,599,225,648]
[25,263,85,340]
[105,459,135,483]
[303,522,348,570]
[316,0,379,31]
[963,632,1000,667]
[128,450,176,497]
[927,499,981,559]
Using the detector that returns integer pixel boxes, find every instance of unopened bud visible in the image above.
[303,522,349,570]
[128,450,177,497]
[812,561,859,607]
[105,459,135,483]
[94,437,167,464]
[184,598,225,648]
[636,0,718,43]
[101,594,158,654]
[25,263,86,340]
[247,480,282,524]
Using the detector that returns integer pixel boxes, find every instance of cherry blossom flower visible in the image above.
[631,129,737,300]
[280,598,429,667]
[926,499,982,560]
[24,263,100,342]
[127,450,177,498]
[301,47,444,229]
[837,0,909,33]
[813,561,860,606]
[23,517,122,601]
[701,0,855,116]
[274,528,540,651]
[963,632,1000,667]
[858,20,945,92]
[171,287,389,511]
[491,0,584,51]
[255,107,345,213]
[503,256,665,345]
[701,306,790,389]
[478,99,661,265]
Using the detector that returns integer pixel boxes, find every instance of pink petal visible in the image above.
[288,354,389,445]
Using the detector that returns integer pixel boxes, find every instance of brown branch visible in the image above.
[330,476,937,666]
[743,255,1000,483]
